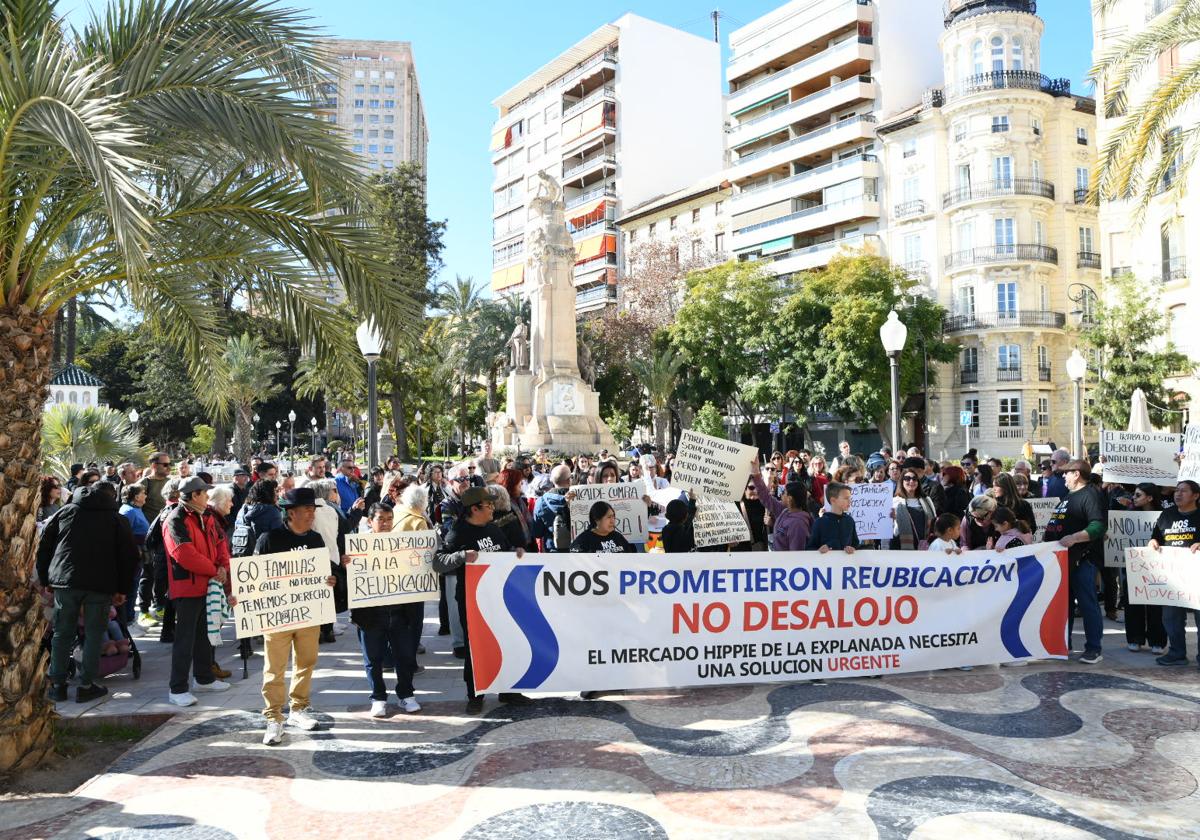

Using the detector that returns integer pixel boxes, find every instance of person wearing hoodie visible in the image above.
[37,482,139,703]
[531,464,572,552]
[308,479,348,645]
[749,458,813,552]
[990,507,1034,550]
[230,480,282,559]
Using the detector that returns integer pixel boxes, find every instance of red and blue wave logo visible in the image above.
[466,563,560,692]
[999,548,1069,659]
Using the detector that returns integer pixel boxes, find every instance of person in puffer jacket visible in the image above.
[230,479,282,559]
[163,477,233,707]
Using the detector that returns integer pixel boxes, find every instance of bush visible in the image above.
[604,410,632,446]
[189,424,215,455]
[692,402,726,438]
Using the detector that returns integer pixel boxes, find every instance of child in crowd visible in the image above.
[990,506,1033,550]
[929,513,961,554]
[101,606,131,657]
[808,483,858,553]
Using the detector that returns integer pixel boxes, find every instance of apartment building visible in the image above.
[1092,0,1199,422]
[489,14,724,308]
[317,39,429,172]
[724,0,944,278]
[877,0,1098,458]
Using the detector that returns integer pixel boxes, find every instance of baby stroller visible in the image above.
[88,612,142,680]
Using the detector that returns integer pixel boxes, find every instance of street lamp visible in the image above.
[414,409,422,462]
[128,408,139,438]
[1067,282,1098,326]
[274,420,282,460]
[310,416,318,455]
[879,310,908,452]
[1067,349,1088,458]
[356,318,383,469]
[287,409,296,471]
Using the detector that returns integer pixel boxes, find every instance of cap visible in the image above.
[234,467,250,477]
[461,486,494,508]
[279,487,318,508]
[178,476,212,496]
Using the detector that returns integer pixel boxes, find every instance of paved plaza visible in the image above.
[4,613,1200,839]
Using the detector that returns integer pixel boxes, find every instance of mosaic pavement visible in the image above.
[5,661,1200,839]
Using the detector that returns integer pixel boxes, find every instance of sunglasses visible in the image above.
[903,476,918,482]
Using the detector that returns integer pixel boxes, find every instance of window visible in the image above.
[994,217,1015,252]
[528,143,542,162]
[353,129,363,138]
[669,216,677,230]
[953,120,967,142]
[1032,116,1041,136]
[369,70,379,79]
[649,222,656,237]
[1038,397,1050,428]
[1038,345,1050,371]
[972,39,984,74]
[997,281,1017,316]
[544,104,557,123]
[962,346,979,371]
[383,130,394,139]
[993,156,1012,187]
[965,397,981,428]
[383,161,394,169]
[353,114,364,124]
[385,85,395,94]
[368,99,379,109]
[714,232,724,253]
[1159,44,1181,76]
[1031,159,1041,180]
[384,100,395,109]
[354,70,364,79]
[957,284,976,317]
[354,84,365,94]
[352,144,363,153]
[369,114,380,124]
[903,138,917,158]
[992,115,1010,133]
[384,144,394,154]
[383,115,394,124]
[715,200,724,216]
[991,36,1005,72]
[369,84,379,94]
[999,395,1022,428]
[691,239,702,260]
[367,144,378,154]
[384,71,394,79]
[1163,126,1182,189]
[1075,167,1089,192]
[903,176,920,203]
[956,220,974,253]
[998,344,1021,370]
[957,164,972,190]
[1012,37,1024,71]
[368,129,378,138]
[1169,304,1188,349]
[353,98,364,108]
[1034,219,1045,244]
[1077,126,1089,145]
[1079,226,1094,252]
[903,233,922,265]
[692,208,701,224]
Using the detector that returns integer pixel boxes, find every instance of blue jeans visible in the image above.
[357,602,423,701]
[1068,559,1104,655]
[1162,606,1200,664]
[49,588,110,687]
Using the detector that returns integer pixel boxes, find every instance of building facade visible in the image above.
[488,14,725,309]
[723,0,945,278]
[1092,0,1199,423]
[317,39,428,172]
[877,0,1098,458]
[45,364,104,410]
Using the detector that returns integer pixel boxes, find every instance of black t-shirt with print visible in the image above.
[1152,506,1200,548]
[570,529,635,554]
[437,520,511,603]
[1041,485,1106,566]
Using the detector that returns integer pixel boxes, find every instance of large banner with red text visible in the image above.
[465,545,1070,693]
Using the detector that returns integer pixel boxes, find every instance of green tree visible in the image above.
[1080,272,1192,429]
[0,0,417,772]
[771,254,955,446]
[604,410,632,447]
[224,333,286,462]
[630,346,684,452]
[437,276,486,449]
[131,344,200,448]
[42,404,145,476]
[692,402,726,438]
[189,423,216,455]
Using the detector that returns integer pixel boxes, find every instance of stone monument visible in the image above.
[491,171,615,452]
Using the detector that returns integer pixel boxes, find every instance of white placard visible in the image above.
[1028,498,1061,536]
[1178,425,1200,483]
[345,530,440,608]
[1100,430,1182,485]
[693,499,751,548]
[231,549,335,638]
[849,482,894,541]
[1104,511,1160,567]
[671,430,759,502]
[569,480,648,543]
[1126,546,1200,610]
[650,485,686,509]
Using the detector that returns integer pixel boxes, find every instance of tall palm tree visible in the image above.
[437,276,485,449]
[0,0,417,772]
[631,347,683,452]
[224,334,285,462]
[1091,0,1200,216]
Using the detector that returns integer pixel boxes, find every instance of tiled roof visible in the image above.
[50,363,105,387]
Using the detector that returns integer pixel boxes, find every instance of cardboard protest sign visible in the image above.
[649,485,686,509]
[693,499,751,548]
[569,480,648,543]
[345,530,440,609]
[1178,425,1200,483]
[231,549,335,638]
[1028,498,1060,536]
[670,430,758,502]
[849,482,893,541]
[1104,511,1160,567]
[1126,546,1200,610]
[1100,430,1182,485]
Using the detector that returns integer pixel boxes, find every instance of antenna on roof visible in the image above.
[712,9,720,43]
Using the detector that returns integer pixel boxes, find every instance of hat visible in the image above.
[279,487,318,508]
[178,476,212,496]
[234,466,250,477]
[461,486,494,508]
[866,453,887,472]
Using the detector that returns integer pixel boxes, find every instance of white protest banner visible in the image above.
[231,549,335,639]
[1028,498,1060,537]
[670,429,758,502]
[693,499,751,548]
[1178,425,1200,483]
[569,480,648,543]
[345,530,440,609]
[850,482,893,541]
[649,485,685,510]
[467,545,1069,693]
[1100,430,1182,485]
[1104,511,1160,567]
[1126,546,1200,610]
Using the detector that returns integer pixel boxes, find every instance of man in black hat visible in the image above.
[230,466,252,523]
[255,487,338,746]
[434,486,531,715]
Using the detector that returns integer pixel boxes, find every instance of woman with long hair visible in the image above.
[808,455,829,507]
[992,472,1036,534]
[892,467,935,550]
[497,467,534,550]
[38,475,63,524]
[970,463,993,497]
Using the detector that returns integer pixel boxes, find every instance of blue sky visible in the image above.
[73,0,1097,296]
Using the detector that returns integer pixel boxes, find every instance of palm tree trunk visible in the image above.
[52,310,63,369]
[212,421,228,457]
[486,366,498,413]
[65,296,77,365]
[324,399,334,452]
[0,306,57,773]
[653,407,666,452]
[459,378,467,457]
[233,404,252,463]
[387,392,410,461]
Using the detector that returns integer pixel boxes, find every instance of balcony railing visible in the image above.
[576,284,618,306]
[565,183,616,209]
[729,0,874,68]
[943,309,1067,332]
[944,244,1058,270]
[903,260,930,281]
[735,153,877,200]
[1111,266,1133,279]
[734,192,877,237]
[960,368,979,385]
[894,199,926,218]
[997,427,1026,439]
[945,0,1036,26]
[732,75,874,133]
[569,219,616,239]
[943,69,1070,102]
[560,49,617,88]
[731,36,874,100]
[942,177,1055,208]
[563,153,616,179]
[1162,256,1187,283]
[574,254,618,275]
[1074,187,1096,205]
[1039,364,1052,381]
[997,366,1023,382]
[734,114,876,162]
[747,232,880,266]
[563,85,615,120]
[1077,251,1101,269]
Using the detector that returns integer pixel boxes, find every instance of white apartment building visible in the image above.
[1092,0,1199,421]
[724,0,944,278]
[489,14,724,308]
[317,39,428,172]
[877,0,1098,458]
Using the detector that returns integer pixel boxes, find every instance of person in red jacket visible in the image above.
[163,477,233,707]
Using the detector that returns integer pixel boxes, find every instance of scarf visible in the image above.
[205,577,230,647]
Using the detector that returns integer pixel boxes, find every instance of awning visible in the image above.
[738,236,793,256]
[489,128,506,152]
[490,263,524,291]
[568,198,608,228]
[731,90,788,118]
[562,101,611,145]
[574,233,616,262]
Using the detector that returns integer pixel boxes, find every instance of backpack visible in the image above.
[552,506,572,553]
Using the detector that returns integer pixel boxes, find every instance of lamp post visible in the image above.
[275,420,282,461]
[879,310,909,453]
[414,409,422,463]
[253,413,260,453]
[1067,282,1098,326]
[287,410,296,472]
[310,416,318,455]
[128,408,139,441]
[1067,349,1087,459]
[356,319,383,470]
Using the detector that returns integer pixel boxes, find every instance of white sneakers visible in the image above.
[399,696,421,714]
[332,622,347,636]
[263,721,284,746]
[168,691,197,707]
[286,707,319,730]
[370,700,388,718]
[192,679,230,692]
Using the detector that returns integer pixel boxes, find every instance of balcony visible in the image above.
[732,154,877,213]
[728,37,875,113]
[731,115,877,179]
[903,260,930,283]
[728,76,875,143]
[733,193,878,246]
[1162,256,1187,284]
[944,0,1036,26]
[728,0,874,75]
[750,232,881,276]
[563,85,615,120]
[569,219,616,239]
[565,183,615,210]
[997,366,1023,382]
[894,199,926,219]
[960,368,979,385]
[560,49,617,89]
[1039,364,1052,382]
[563,153,616,180]
[1077,251,1101,269]
[576,284,618,308]
[944,244,1058,270]
[574,254,618,277]
[1111,266,1133,279]
[997,427,1026,440]
[942,177,1054,209]
[943,70,1070,103]
[943,309,1067,332]
[1074,187,1097,206]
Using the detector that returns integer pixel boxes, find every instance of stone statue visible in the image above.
[577,338,595,388]
[506,319,529,371]
[526,170,576,287]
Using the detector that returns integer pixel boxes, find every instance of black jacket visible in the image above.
[36,486,138,595]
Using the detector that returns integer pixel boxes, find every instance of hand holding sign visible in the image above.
[671,430,758,502]
[345,530,440,608]
[231,549,336,638]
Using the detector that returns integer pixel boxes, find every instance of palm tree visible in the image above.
[1091,0,1200,216]
[0,0,417,772]
[224,334,285,462]
[468,294,528,413]
[41,404,145,475]
[437,276,485,449]
[631,347,684,452]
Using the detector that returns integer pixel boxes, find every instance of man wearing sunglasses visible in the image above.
[437,464,473,658]
[137,453,172,526]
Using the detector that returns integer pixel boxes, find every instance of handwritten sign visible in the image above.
[850,482,893,541]
[345,530,439,609]
[1178,425,1200,483]
[1028,498,1061,536]
[671,430,758,502]
[231,549,335,638]
[1101,430,1182,485]
[1104,511,1160,567]
[693,499,751,549]
[569,480,647,543]
[1126,546,1200,610]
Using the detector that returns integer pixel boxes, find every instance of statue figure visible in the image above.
[577,339,595,388]
[506,319,530,371]
[526,170,575,287]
